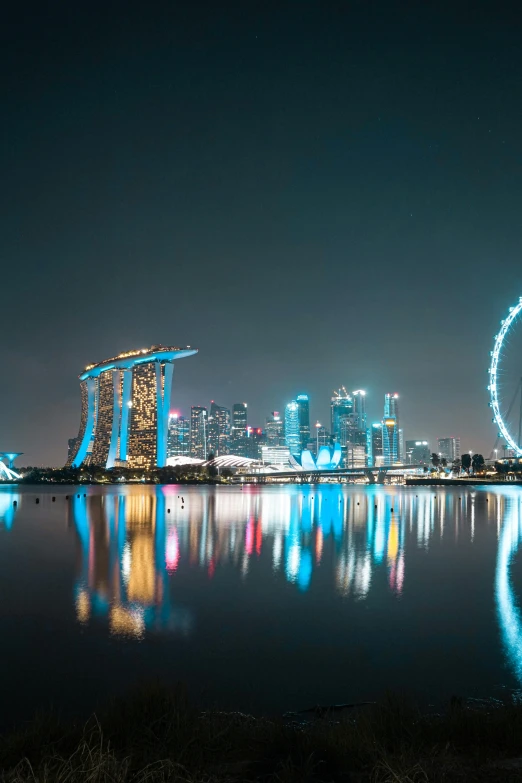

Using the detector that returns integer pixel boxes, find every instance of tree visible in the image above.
[472,453,485,474]
[440,457,448,469]
[452,458,461,475]
[461,453,472,473]
[431,452,440,469]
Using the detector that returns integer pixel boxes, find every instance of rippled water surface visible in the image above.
[1,483,522,722]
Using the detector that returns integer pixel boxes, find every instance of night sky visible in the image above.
[3,1,522,465]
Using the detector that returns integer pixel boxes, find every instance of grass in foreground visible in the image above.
[2,687,522,781]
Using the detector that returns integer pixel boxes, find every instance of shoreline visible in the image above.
[1,687,522,781]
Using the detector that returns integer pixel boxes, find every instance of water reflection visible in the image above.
[495,490,522,684]
[70,492,193,639]
[0,493,18,531]
[61,485,503,637]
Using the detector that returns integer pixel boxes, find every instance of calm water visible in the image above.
[1,483,522,723]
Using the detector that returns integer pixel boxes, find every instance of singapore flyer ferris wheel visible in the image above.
[489,297,522,456]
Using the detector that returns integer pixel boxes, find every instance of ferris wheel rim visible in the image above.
[489,297,522,457]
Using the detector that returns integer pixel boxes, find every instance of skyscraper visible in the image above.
[352,390,367,431]
[369,422,383,467]
[190,406,208,459]
[438,437,461,462]
[382,418,398,465]
[208,402,231,456]
[296,393,310,450]
[167,413,190,458]
[384,393,401,461]
[265,411,284,446]
[67,345,197,469]
[330,387,353,442]
[231,403,248,456]
[285,401,301,457]
[245,427,265,459]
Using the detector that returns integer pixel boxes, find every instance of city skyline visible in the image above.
[3,3,522,464]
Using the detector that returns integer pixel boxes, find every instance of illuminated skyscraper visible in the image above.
[285,401,301,457]
[330,387,353,442]
[67,345,197,470]
[190,406,208,459]
[352,390,367,431]
[245,426,265,459]
[382,418,398,465]
[208,402,231,456]
[368,423,384,467]
[167,413,190,458]
[265,411,284,446]
[231,403,248,455]
[296,394,310,450]
[384,393,401,461]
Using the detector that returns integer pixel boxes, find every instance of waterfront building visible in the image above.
[67,345,197,470]
[382,417,398,465]
[167,413,190,458]
[231,403,248,455]
[207,402,231,456]
[260,445,291,467]
[285,401,301,457]
[438,436,461,462]
[405,440,430,465]
[296,394,310,451]
[190,406,208,459]
[346,443,366,468]
[265,411,284,446]
[330,387,353,442]
[384,393,401,461]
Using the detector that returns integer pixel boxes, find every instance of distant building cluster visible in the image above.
[66,345,464,472]
[165,388,446,471]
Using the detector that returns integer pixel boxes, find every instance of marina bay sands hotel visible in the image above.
[67,345,197,470]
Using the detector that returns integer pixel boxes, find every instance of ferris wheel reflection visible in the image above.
[495,490,522,684]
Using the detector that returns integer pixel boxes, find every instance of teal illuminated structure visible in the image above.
[68,345,197,470]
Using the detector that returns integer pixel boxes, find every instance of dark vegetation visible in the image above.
[2,686,522,781]
[17,465,233,485]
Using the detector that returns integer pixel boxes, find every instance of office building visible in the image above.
[285,401,301,457]
[330,387,353,442]
[383,392,403,465]
[369,423,383,467]
[296,394,310,450]
[231,403,248,455]
[382,418,398,465]
[346,443,366,468]
[208,402,231,456]
[315,424,330,451]
[67,345,197,470]
[405,440,430,465]
[438,436,461,462]
[167,414,190,458]
[190,406,208,459]
[245,427,265,459]
[265,411,284,446]
[352,390,367,431]
[260,445,291,467]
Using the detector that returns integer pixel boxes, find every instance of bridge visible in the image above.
[235,464,424,485]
